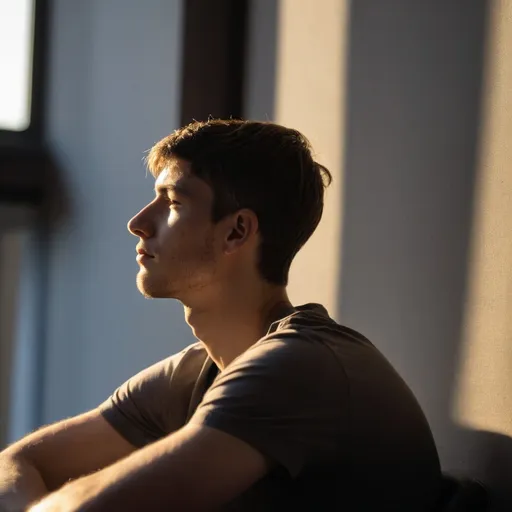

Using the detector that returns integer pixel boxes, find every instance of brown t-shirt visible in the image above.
[99,304,441,510]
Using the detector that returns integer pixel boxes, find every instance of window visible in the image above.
[0,0,36,132]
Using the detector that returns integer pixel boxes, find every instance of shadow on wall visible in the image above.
[475,432,512,510]
[337,1,512,510]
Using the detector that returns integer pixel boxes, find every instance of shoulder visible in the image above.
[243,331,338,369]
[99,342,208,445]
[205,331,348,407]
[121,341,207,386]
[229,303,348,380]
[118,342,210,405]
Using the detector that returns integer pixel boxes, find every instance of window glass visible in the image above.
[0,0,35,131]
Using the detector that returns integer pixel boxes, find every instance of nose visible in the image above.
[127,206,153,239]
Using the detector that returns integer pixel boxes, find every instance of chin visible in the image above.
[136,273,178,299]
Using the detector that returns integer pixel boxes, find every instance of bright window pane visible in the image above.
[0,0,35,132]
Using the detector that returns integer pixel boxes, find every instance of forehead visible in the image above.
[155,158,211,199]
[155,158,190,186]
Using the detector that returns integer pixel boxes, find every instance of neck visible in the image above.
[182,283,293,370]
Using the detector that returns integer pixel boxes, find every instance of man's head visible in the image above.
[128,119,332,300]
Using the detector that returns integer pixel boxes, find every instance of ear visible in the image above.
[223,209,259,255]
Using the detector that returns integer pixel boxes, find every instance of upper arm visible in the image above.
[157,423,272,507]
[4,408,136,491]
[98,346,206,447]
[115,423,272,510]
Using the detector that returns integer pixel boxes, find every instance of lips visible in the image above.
[136,246,154,258]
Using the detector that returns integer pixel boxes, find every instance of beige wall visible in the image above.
[246,0,512,508]
[274,0,347,314]
[246,0,348,314]
[455,0,512,440]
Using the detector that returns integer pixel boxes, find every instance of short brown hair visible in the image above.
[147,119,332,286]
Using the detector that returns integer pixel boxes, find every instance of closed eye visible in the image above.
[156,190,180,206]
[167,197,181,207]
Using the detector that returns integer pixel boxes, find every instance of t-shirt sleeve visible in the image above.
[98,347,191,448]
[190,333,348,478]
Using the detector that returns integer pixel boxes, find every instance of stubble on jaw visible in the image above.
[136,231,218,300]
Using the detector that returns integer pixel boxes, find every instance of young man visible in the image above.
[0,120,441,511]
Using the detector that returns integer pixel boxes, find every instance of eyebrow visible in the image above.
[155,183,192,198]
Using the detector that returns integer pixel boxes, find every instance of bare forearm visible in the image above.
[27,424,267,512]
[27,449,169,512]
[0,455,48,512]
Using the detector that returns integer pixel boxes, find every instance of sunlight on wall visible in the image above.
[454,0,512,438]
[0,0,35,131]
[274,0,348,316]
